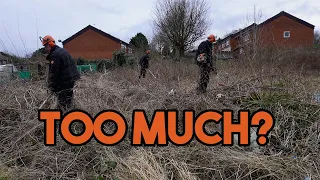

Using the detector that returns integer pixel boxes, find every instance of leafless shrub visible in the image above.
[153,0,212,57]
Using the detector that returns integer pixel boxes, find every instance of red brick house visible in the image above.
[62,25,132,60]
[214,11,315,59]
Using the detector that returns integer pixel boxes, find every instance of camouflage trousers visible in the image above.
[197,64,211,93]
[139,67,147,78]
[53,82,75,112]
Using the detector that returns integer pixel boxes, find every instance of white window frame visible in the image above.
[244,34,250,42]
[121,44,126,52]
[283,31,290,38]
[226,40,230,46]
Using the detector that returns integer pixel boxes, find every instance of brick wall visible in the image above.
[259,16,314,48]
[63,29,121,60]
[230,37,238,51]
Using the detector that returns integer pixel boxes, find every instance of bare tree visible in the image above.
[150,31,173,55]
[153,0,212,57]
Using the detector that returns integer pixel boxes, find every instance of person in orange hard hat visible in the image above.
[41,35,80,111]
[195,34,217,94]
[139,50,151,78]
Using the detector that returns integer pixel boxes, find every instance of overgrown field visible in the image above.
[1,48,320,180]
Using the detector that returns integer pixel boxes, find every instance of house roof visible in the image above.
[62,25,130,46]
[215,23,257,45]
[232,23,258,38]
[259,11,315,29]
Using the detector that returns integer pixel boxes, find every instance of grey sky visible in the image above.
[1,0,319,57]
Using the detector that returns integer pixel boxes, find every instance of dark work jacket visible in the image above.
[46,45,80,92]
[195,40,213,67]
[139,54,150,68]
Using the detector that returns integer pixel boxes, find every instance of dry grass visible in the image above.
[0,50,320,180]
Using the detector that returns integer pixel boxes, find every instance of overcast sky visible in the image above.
[1,0,319,57]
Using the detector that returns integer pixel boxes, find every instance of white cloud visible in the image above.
[0,0,319,57]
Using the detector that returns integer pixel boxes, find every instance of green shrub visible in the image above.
[112,51,126,67]
[240,91,319,129]
[75,58,86,65]
[89,59,115,72]
[112,51,137,68]
[125,54,137,69]
[73,51,137,73]
[104,60,115,69]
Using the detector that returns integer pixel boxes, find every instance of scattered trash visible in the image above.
[216,93,225,100]
[168,89,175,95]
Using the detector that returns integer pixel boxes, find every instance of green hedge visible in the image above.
[112,51,137,69]
[75,58,115,72]
[74,51,138,72]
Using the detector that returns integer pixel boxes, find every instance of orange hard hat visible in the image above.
[41,35,55,46]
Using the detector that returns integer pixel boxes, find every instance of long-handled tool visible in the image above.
[38,94,52,109]
[148,69,157,79]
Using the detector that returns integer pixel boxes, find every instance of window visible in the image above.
[244,34,250,42]
[226,40,230,46]
[284,31,290,38]
[221,40,230,49]
[121,44,126,52]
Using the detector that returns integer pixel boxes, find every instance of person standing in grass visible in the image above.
[139,50,151,78]
[195,34,217,94]
[41,35,80,111]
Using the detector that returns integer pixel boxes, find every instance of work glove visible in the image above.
[197,54,207,64]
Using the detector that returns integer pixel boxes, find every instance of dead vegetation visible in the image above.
[0,48,320,180]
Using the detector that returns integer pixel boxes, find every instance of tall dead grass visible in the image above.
[0,48,320,179]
